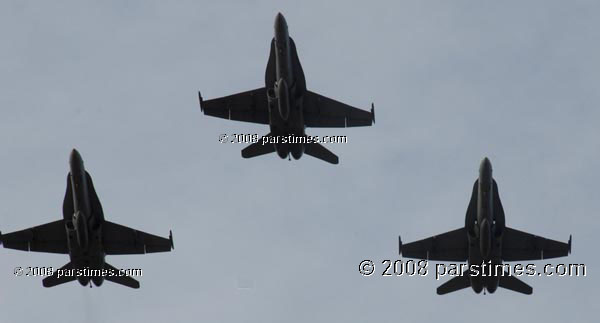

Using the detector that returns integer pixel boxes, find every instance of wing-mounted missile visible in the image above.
[169,230,174,250]
[198,92,204,111]
[398,236,402,255]
[371,103,375,123]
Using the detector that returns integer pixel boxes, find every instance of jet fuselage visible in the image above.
[401,157,570,295]
[266,13,307,160]
[466,157,505,293]
[64,149,105,287]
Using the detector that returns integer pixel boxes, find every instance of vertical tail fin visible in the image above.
[436,270,471,295]
[304,142,339,164]
[499,272,533,294]
[42,262,77,288]
[104,263,140,289]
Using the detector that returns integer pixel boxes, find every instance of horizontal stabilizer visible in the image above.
[437,270,471,295]
[241,136,276,158]
[42,262,76,288]
[104,263,140,289]
[499,272,532,295]
[304,142,339,164]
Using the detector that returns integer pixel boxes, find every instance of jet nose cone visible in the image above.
[70,149,83,165]
[274,12,287,31]
[480,157,492,174]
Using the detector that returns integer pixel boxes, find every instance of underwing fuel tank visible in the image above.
[480,218,491,259]
[73,211,88,250]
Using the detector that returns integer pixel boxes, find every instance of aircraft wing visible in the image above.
[199,88,270,124]
[102,221,173,255]
[0,220,68,254]
[400,228,468,261]
[303,91,374,127]
[502,227,571,261]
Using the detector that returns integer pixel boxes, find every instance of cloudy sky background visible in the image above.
[0,1,597,322]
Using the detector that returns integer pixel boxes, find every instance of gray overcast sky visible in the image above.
[0,1,598,322]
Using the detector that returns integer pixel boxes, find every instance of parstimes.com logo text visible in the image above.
[218,133,347,145]
[358,260,586,280]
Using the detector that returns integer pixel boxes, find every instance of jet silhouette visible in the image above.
[199,13,375,164]
[0,149,173,288]
[399,158,571,295]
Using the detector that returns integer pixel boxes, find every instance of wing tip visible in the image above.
[169,230,174,250]
[398,235,402,255]
[371,103,375,124]
[198,91,204,111]
[568,234,572,254]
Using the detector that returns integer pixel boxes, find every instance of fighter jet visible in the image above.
[399,157,571,295]
[0,149,173,288]
[199,13,375,164]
